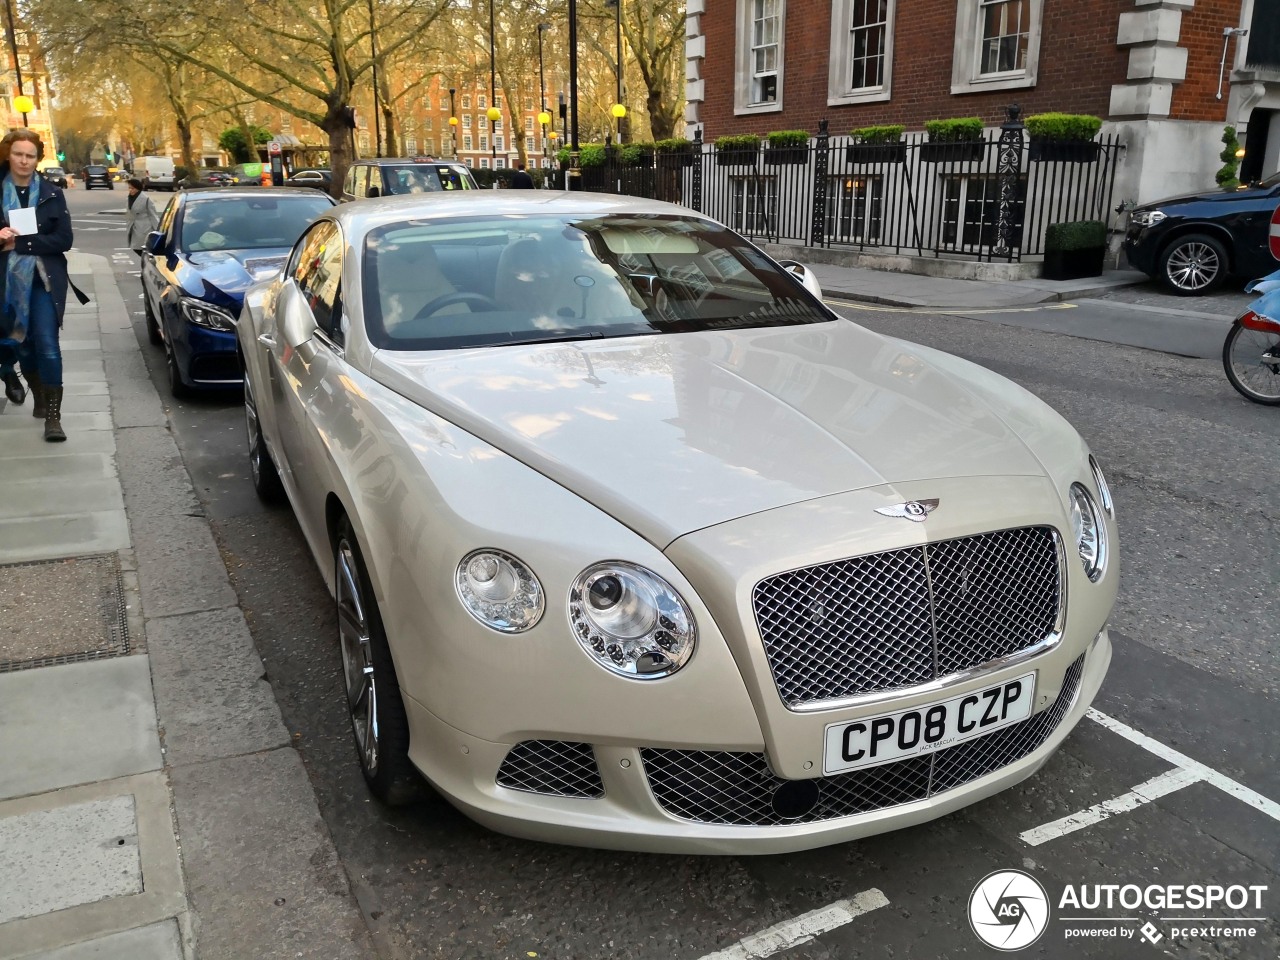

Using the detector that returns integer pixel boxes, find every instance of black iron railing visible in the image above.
[569,116,1123,264]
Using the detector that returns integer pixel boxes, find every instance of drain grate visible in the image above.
[0,553,131,672]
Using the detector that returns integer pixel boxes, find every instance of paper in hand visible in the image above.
[8,207,37,235]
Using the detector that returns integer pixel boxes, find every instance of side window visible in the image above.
[344,165,358,197]
[368,167,384,196]
[159,196,180,241]
[295,221,345,342]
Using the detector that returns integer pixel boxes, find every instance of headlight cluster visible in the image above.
[180,297,237,331]
[1069,483,1108,582]
[1130,210,1166,228]
[454,551,697,679]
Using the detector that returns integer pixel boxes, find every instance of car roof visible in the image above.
[352,157,461,166]
[180,187,334,203]
[325,190,703,232]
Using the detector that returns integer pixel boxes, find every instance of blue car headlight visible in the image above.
[180,297,237,331]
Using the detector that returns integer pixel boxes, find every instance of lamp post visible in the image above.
[605,0,624,144]
[568,0,579,168]
[3,0,28,126]
[448,87,458,158]
[537,24,552,158]
[488,0,500,165]
[368,0,381,156]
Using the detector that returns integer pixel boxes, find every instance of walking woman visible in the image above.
[124,176,160,256]
[0,129,74,441]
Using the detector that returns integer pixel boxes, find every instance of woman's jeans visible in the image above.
[18,285,61,386]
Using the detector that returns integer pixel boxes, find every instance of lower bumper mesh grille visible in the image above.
[641,655,1085,826]
[496,740,604,798]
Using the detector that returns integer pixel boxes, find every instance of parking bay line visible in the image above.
[1019,709,1280,847]
[697,889,889,960]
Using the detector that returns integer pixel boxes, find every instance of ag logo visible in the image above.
[968,869,1050,951]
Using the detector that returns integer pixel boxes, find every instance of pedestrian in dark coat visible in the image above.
[0,128,79,441]
[511,161,535,189]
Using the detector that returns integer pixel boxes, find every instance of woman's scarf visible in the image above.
[0,174,40,363]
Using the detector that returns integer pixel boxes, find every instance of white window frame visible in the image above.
[480,157,490,168]
[461,94,472,109]
[729,175,778,234]
[828,0,895,105]
[734,0,785,115]
[951,0,1043,94]
[405,137,418,154]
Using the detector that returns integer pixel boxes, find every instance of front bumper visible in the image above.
[402,630,1110,854]
[1123,227,1165,277]
[177,323,242,387]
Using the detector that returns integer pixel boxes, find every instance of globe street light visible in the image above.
[3,0,29,126]
[489,0,500,165]
[537,23,552,156]
[605,0,624,144]
[448,87,458,158]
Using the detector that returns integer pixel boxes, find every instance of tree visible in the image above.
[219,125,274,163]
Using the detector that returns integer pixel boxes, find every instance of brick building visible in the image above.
[686,0,1280,207]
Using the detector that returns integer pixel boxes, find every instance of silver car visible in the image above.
[236,192,1118,854]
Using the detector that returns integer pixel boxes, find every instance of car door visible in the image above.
[141,195,181,340]
[1234,186,1280,277]
[266,220,345,551]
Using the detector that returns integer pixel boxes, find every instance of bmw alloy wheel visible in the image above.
[1162,235,1226,294]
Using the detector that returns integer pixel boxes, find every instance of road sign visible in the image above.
[267,140,282,156]
[1270,203,1280,260]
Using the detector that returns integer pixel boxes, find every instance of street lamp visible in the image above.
[489,0,499,164]
[448,86,458,158]
[537,23,552,157]
[605,0,624,144]
[567,0,580,186]
[3,0,29,126]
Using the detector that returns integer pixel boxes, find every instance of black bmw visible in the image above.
[1124,173,1280,294]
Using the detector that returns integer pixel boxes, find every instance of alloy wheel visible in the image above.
[337,540,380,776]
[1165,242,1221,292]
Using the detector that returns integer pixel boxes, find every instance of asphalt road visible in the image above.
[70,186,1279,960]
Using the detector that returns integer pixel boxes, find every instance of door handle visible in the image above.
[257,333,277,347]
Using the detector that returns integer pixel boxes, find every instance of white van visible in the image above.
[132,156,176,191]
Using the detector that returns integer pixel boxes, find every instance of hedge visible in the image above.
[1024,113,1103,141]
[1045,219,1107,252]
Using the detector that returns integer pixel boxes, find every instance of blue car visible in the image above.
[141,188,335,396]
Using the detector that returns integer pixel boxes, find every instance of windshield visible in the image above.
[362,214,833,350]
[380,164,474,194]
[179,195,334,252]
[1259,171,1280,189]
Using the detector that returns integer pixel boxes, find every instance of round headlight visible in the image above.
[569,562,696,679]
[1089,455,1114,518]
[1069,484,1107,582]
[455,549,544,633]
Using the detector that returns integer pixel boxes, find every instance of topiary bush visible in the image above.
[766,130,810,147]
[714,133,762,151]
[1025,113,1103,141]
[1045,219,1107,252]
[850,124,904,144]
[924,117,983,142]
[1216,125,1241,190]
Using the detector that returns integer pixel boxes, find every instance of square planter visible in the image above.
[716,148,759,167]
[1042,246,1105,281]
[657,149,695,167]
[845,142,906,165]
[919,141,983,163]
[1029,139,1100,163]
[763,145,809,165]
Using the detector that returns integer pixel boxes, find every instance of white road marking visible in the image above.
[697,889,889,960]
[1020,767,1203,846]
[1019,709,1280,846]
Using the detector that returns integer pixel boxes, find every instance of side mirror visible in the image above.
[776,259,824,300]
[367,185,381,199]
[278,283,317,350]
[145,231,166,255]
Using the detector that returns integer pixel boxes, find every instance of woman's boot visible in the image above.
[24,370,44,419]
[2,370,24,405]
[43,386,66,442]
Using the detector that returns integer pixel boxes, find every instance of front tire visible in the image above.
[1159,233,1227,295]
[165,340,192,399]
[244,380,284,501]
[335,516,425,806]
[144,296,162,346]
[1222,320,1280,405]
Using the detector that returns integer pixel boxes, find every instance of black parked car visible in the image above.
[1124,173,1280,294]
[196,168,233,187]
[41,166,68,188]
[81,165,114,190]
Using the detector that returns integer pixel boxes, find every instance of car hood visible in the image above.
[1136,183,1277,211]
[180,248,291,307]
[370,321,1050,547]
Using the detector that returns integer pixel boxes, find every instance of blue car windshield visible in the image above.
[361,213,833,351]
[180,195,333,252]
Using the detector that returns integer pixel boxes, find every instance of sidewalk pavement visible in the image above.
[0,253,374,959]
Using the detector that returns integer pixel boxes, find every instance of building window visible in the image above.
[525,98,534,111]
[461,95,471,108]
[825,175,884,243]
[464,135,473,150]
[358,133,369,151]
[480,157,490,168]
[729,176,777,235]
[480,135,489,150]
[496,158,506,168]
[525,116,534,132]
[424,117,433,130]
[462,114,472,128]
[526,136,536,151]
[495,96,503,109]
[939,175,1026,250]
[496,135,504,151]
[425,138,435,154]
[828,0,895,104]
[734,0,785,114]
[405,137,418,154]
[478,94,487,109]
[494,118,503,131]
[951,0,1042,93]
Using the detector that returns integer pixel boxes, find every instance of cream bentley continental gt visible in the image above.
[236,192,1118,854]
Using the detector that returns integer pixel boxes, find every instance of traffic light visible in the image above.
[56,150,65,163]
[104,148,114,162]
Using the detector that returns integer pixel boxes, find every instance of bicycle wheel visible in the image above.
[1222,320,1280,405]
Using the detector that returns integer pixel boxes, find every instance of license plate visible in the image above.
[823,673,1036,775]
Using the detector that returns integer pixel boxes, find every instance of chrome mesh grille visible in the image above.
[753,526,1061,706]
[642,654,1084,826]
[496,740,604,798]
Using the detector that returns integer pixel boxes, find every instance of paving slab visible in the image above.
[169,750,374,960]
[0,794,142,923]
[112,427,202,521]
[0,657,161,800]
[0,477,124,522]
[0,452,116,486]
[146,607,290,767]
[130,514,238,619]
[0,511,130,565]
[18,921,183,960]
